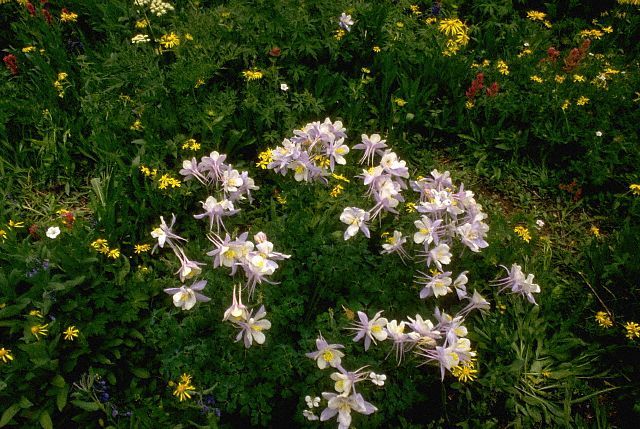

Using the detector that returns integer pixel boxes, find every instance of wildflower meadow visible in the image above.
[1,0,640,428]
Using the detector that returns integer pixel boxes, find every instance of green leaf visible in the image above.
[39,411,53,429]
[0,403,20,427]
[130,368,150,379]
[51,375,65,388]
[57,385,69,411]
[71,400,101,412]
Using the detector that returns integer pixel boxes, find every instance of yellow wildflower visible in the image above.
[590,226,600,237]
[63,326,79,341]
[334,29,346,40]
[135,18,149,29]
[0,229,6,242]
[130,120,144,131]
[579,29,604,39]
[159,32,180,49]
[438,18,466,36]
[601,26,613,33]
[180,373,192,384]
[573,74,586,82]
[31,323,49,340]
[195,78,205,88]
[0,348,14,364]
[517,48,532,58]
[543,20,553,28]
[451,359,478,382]
[182,138,201,151]
[395,22,404,29]
[331,173,350,183]
[275,193,287,205]
[256,149,274,169]
[361,67,370,74]
[514,226,532,243]
[482,59,491,67]
[372,46,381,53]
[60,9,78,23]
[561,99,570,111]
[526,11,546,21]
[139,165,157,177]
[91,239,109,254]
[630,184,640,195]
[465,100,474,109]
[22,46,36,53]
[184,33,193,41]
[555,75,566,83]
[393,97,407,107]
[107,248,121,259]
[424,17,437,25]
[405,202,417,213]
[530,75,544,83]
[624,322,640,340]
[329,184,344,198]
[595,311,613,328]
[576,96,590,106]
[134,244,151,254]
[496,60,509,75]
[29,310,43,318]
[410,5,421,15]
[173,380,195,401]
[8,220,24,229]
[158,174,182,189]
[242,69,263,81]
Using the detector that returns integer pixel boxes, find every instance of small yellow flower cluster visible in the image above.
[0,229,6,242]
[329,184,344,198]
[158,174,182,190]
[514,226,532,243]
[579,29,604,39]
[256,149,274,169]
[424,17,437,25]
[553,75,565,83]
[361,67,371,74]
[159,32,180,49]
[405,202,417,213]
[561,99,571,110]
[194,78,205,88]
[334,29,346,40]
[590,225,600,237]
[576,96,590,106]
[275,192,287,205]
[573,74,586,82]
[595,311,613,328]
[496,60,509,75]
[625,322,640,340]
[601,26,613,33]
[31,323,49,340]
[372,46,381,53]
[331,173,350,183]
[140,165,158,177]
[451,359,478,382]
[517,48,532,58]
[465,100,475,109]
[242,69,264,81]
[526,11,552,27]
[135,18,149,29]
[172,373,196,401]
[53,72,68,98]
[630,184,640,195]
[60,9,78,23]
[182,138,201,151]
[618,0,640,5]
[63,326,80,341]
[22,46,36,53]
[29,309,43,318]
[91,239,120,259]
[8,220,24,229]
[130,120,144,131]
[409,5,421,15]
[134,244,151,254]
[530,75,544,83]
[438,18,469,56]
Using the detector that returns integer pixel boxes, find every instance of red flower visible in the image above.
[41,8,52,24]
[28,224,39,238]
[563,39,590,72]
[465,73,484,99]
[268,47,281,57]
[486,82,500,97]
[61,212,75,229]
[541,47,560,64]
[3,54,18,75]
[26,2,36,15]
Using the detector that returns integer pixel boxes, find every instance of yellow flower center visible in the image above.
[322,350,334,362]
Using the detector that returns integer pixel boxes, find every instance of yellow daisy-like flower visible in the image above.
[134,244,151,254]
[29,309,43,318]
[526,11,546,21]
[555,75,566,83]
[624,321,640,340]
[91,239,110,254]
[530,75,544,83]
[0,229,6,242]
[107,248,121,259]
[514,226,532,243]
[135,18,149,29]
[331,173,350,183]
[159,32,180,49]
[424,17,437,25]
[465,100,475,109]
[130,120,144,131]
[158,174,182,190]
[579,29,604,39]
[410,5,421,15]
[590,225,600,237]
[180,373,192,384]
[573,74,586,82]
[405,202,417,213]
[595,311,613,328]
[576,96,590,106]
[242,70,264,81]
[275,193,287,205]
[173,381,195,401]
[63,326,79,341]
[372,46,381,53]
[438,18,466,36]
[630,184,640,195]
[496,60,509,75]
[184,33,194,41]
[601,26,613,33]
[0,348,14,364]
[393,97,407,107]
[517,48,532,58]
[195,78,205,88]
[561,99,570,111]
[256,149,274,169]
[8,220,24,229]
[451,360,478,383]
[181,138,201,151]
[22,46,36,53]
[31,323,49,340]
[334,29,346,40]
[60,9,78,23]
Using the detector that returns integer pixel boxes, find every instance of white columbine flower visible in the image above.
[46,226,61,239]
[339,207,370,240]
[163,280,211,311]
[369,372,386,386]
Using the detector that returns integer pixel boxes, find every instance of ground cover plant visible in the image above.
[1,0,639,428]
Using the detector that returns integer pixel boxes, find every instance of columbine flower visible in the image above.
[494,264,541,304]
[63,326,79,341]
[150,214,187,252]
[339,13,354,31]
[0,348,13,364]
[352,134,387,165]
[234,305,271,348]
[164,280,211,311]
[348,311,388,351]
[306,334,345,369]
[381,230,408,259]
[46,226,61,239]
[223,284,248,322]
[31,323,49,340]
[320,392,377,428]
[427,243,452,271]
[369,372,386,386]
[595,311,613,328]
[339,207,370,240]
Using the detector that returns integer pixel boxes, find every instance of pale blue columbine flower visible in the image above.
[426,243,452,271]
[347,310,388,351]
[306,334,345,369]
[173,248,205,282]
[379,150,409,178]
[459,290,491,317]
[339,207,370,240]
[380,230,409,260]
[320,392,377,429]
[223,284,248,322]
[352,134,387,166]
[338,13,354,32]
[151,214,187,253]
[179,157,208,185]
[193,196,239,232]
[416,270,452,299]
[457,221,489,252]
[494,263,541,305]
[164,280,211,311]
[198,151,228,183]
[406,314,441,347]
[326,137,350,171]
[234,305,271,348]
[413,216,443,246]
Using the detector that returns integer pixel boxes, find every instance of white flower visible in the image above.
[339,207,370,240]
[369,372,386,386]
[596,131,603,137]
[280,83,289,91]
[163,280,211,311]
[303,409,319,421]
[46,226,61,239]
[536,219,545,229]
[131,34,151,44]
[305,395,321,409]
[428,243,452,271]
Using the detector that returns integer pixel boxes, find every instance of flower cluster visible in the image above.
[265,118,349,183]
[134,0,174,17]
[437,18,469,56]
[304,334,380,427]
